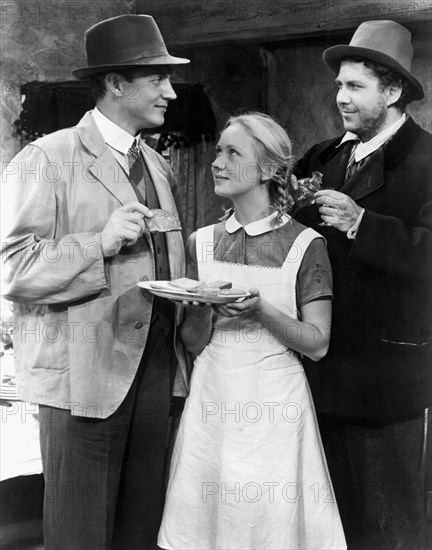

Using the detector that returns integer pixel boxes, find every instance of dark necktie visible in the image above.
[131,145,174,328]
[344,140,362,182]
[126,142,171,286]
[127,140,144,185]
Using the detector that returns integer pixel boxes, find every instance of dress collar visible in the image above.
[91,107,137,155]
[225,211,290,236]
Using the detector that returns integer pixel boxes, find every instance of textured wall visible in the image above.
[178,21,431,225]
[1,5,430,222]
[0,0,134,164]
[184,25,431,164]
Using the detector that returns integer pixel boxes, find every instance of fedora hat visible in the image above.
[73,14,189,80]
[323,20,424,100]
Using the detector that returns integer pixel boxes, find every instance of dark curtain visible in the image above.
[16,81,95,141]
[14,81,217,235]
[15,81,216,148]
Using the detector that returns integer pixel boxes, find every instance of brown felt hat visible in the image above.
[323,20,424,100]
[73,14,189,80]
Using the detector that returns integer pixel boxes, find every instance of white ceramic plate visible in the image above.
[137,281,250,304]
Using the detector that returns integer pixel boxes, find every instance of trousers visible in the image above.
[39,315,175,550]
[318,412,427,550]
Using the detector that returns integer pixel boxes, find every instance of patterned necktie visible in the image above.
[127,139,144,185]
[345,140,362,182]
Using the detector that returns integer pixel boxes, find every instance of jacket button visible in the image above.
[140,275,149,281]
[134,321,143,329]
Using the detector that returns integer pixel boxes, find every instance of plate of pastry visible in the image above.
[137,278,250,304]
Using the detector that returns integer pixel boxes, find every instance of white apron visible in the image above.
[158,223,346,550]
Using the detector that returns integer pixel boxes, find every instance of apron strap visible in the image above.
[281,227,324,317]
[196,225,215,267]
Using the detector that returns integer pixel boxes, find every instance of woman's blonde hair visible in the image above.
[221,112,294,221]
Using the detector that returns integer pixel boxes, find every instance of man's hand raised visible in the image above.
[315,190,362,232]
[101,202,153,257]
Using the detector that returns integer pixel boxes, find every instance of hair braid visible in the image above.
[268,160,294,221]
[219,205,235,222]
[271,175,290,221]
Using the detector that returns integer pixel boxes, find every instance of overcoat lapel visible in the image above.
[77,112,184,278]
[141,145,185,280]
[319,140,353,191]
[76,111,138,206]
[141,146,174,210]
[77,111,153,246]
[88,148,139,205]
[339,149,386,201]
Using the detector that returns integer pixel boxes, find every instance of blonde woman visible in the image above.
[158,112,346,550]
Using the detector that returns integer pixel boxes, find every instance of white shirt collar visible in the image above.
[92,107,137,155]
[338,114,406,162]
[225,211,290,236]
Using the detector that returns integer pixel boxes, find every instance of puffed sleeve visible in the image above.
[296,237,333,307]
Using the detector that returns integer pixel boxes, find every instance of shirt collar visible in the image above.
[225,211,290,236]
[338,132,361,147]
[337,114,407,162]
[92,107,137,155]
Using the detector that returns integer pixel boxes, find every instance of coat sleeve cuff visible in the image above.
[347,208,365,240]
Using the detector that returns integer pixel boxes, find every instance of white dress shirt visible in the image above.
[92,107,140,176]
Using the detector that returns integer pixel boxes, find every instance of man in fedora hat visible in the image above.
[293,20,431,550]
[2,14,190,550]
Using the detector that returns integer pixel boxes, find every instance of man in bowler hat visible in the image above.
[2,15,189,550]
[294,20,432,550]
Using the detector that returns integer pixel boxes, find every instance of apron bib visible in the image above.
[159,221,346,550]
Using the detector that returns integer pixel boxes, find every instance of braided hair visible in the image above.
[220,112,294,222]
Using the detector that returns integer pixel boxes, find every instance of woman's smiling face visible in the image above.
[211,123,262,200]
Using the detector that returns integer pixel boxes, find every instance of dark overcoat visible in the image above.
[294,116,432,419]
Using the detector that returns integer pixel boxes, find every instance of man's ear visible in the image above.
[105,72,123,98]
[385,83,403,108]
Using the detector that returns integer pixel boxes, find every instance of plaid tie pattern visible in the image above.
[127,140,144,185]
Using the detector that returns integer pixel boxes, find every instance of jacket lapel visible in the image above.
[141,145,185,280]
[319,139,353,191]
[141,146,175,210]
[76,111,137,206]
[339,148,386,200]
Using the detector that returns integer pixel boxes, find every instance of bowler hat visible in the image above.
[73,14,189,80]
[323,20,424,100]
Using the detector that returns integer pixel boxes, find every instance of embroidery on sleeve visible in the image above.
[313,263,325,283]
